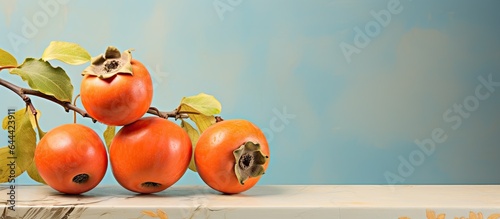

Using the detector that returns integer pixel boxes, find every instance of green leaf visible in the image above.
[0,147,24,183]
[188,114,215,134]
[181,120,200,172]
[1,108,37,172]
[36,123,46,140]
[103,126,116,150]
[27,109,46,140]
[42,41,91,65]
[10,58,73,102]
[178,93,221,134]
[0,48,17,67]
[179,93,222,116]
[178,93,222,172]
[27,109,41,130]
[27,161,46,184]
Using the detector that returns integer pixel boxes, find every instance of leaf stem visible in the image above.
[73,94,81,124]
[0,65,17,71]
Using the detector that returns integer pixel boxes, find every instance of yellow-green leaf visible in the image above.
[42,41,91,65]
[1,111,14,130]
[179,93,222,116]
[10,58,73,102]
[36,124,46,140]
[2,108,37,171]
[103,126,116,150]
[0,48,17,67]
[27,109,46,140]
[27,161,46,184]
[178,93,220,134]
[188,114,216,134]
[0,147,24,183]
[28,109,41,130]
[181,120,200,172]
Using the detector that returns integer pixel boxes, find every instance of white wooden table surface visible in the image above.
[1,185,499,218]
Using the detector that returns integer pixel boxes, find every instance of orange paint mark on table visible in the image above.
[398,210,500,219]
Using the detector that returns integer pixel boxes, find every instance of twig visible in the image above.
[0,77,95,121]
[147,107,189,119]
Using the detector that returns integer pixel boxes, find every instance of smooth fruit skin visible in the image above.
[80,59,153,126]
[110,117,192,194]
[34,124,108,195]
[195,119,270,194]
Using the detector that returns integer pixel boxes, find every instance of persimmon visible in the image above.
[80,46,153,126]
[109,117,192,194]
[195,119,270,194]
[34,124,108,195]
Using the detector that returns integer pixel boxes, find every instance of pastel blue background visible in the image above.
[1,0,499,186]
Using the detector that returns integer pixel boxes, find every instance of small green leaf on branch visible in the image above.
[187,114,215,134]
[0,147,24,183]
[178,93,221,133]
[181,119,200,172]
[0,48,17,67]
[178,93,222,172]
[27,110,41,130]
[27,161,46,184]
[10,58,74,102]
[179,93,222,116]
[103,125,116,150]
[42,41,91,65]
[1,108,37,172]
[27,109,46,140]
